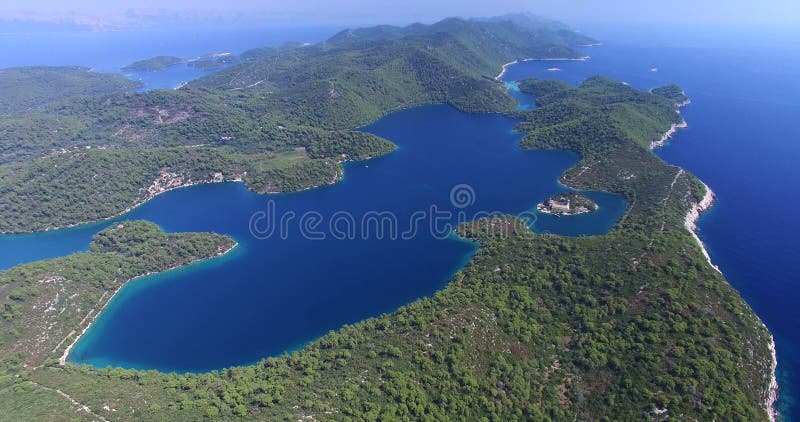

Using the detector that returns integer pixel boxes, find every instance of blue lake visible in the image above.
[0,100,626,372]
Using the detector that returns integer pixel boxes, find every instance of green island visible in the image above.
[121,56,184,72]
[537,192,598,215]
[0,15,776,421]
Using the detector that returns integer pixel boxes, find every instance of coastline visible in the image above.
[1,177,245,236]
[677,159,779,422]
[495,60,519,80]
[683,180,720,273]
[651,102,778,421]
[767,333,780,422]
[5,160,350,236]
[494,56,590,80]
[650,120,688,149]
[58,241,239,366]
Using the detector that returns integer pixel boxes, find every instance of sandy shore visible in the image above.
[58,241,239,366]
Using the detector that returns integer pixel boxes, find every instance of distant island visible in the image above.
[121,55,183,71]
[537,192,598,215]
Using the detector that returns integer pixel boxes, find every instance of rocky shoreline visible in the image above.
[653,107,778,420]
[766,333,780,422]
[650,120,688,149]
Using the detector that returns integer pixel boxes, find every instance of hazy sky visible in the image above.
[5,0,800,27]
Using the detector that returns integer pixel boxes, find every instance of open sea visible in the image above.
[0,21,798,420]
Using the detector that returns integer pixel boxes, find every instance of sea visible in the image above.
[0,21,798,420]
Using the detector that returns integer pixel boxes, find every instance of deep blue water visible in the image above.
[64,105,624,372]
[502,26,800,420]
[0,26,626,374]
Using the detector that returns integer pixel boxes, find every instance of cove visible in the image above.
[1,103,626,373]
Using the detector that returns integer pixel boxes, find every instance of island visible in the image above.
[0,14,776,421]
[537,192,598,215]
[121,55,184,72]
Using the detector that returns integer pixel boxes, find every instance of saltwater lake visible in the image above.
[0,65,626,372]
[1,22,798,419]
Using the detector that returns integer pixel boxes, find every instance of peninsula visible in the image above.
[0,221,235,368]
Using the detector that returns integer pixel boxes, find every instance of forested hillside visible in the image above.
[0,75,774,420]
[0,16,588,233]
[0,66,139,115]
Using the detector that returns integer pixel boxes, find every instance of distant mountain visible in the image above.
[326,15,597,49]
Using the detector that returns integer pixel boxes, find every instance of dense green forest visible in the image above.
[0,15,774,421]
[0,78,775,421]
[0,144,383,233]
[0,67,139,115]
[651,84,690,104]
